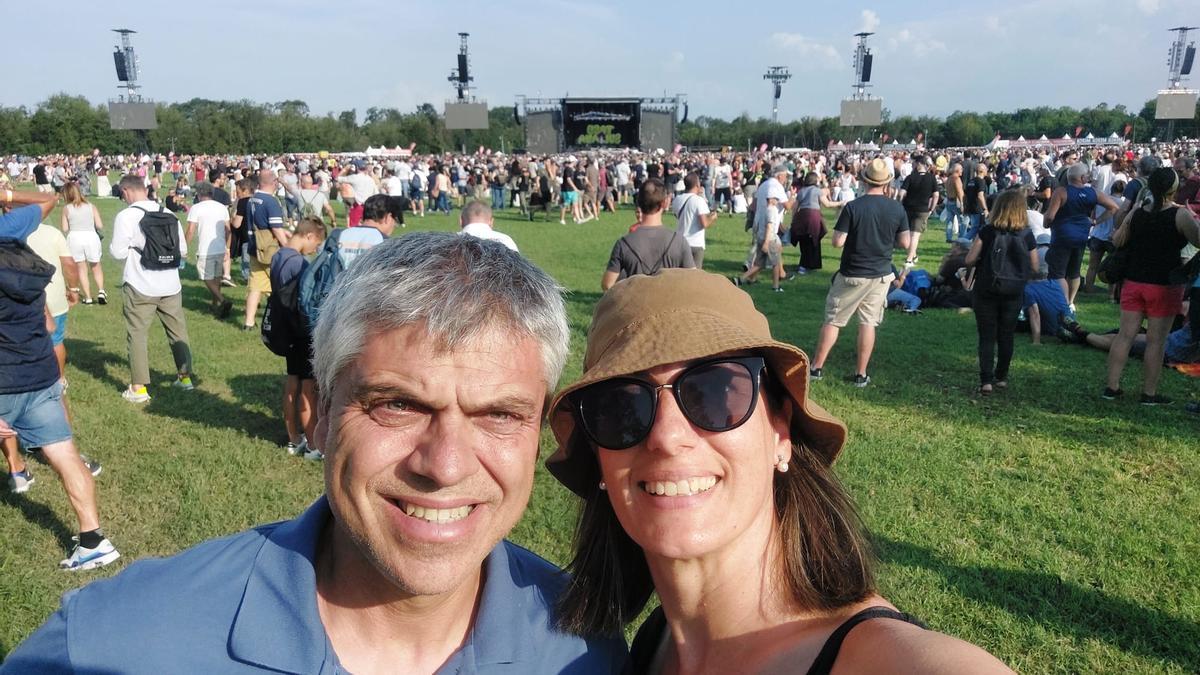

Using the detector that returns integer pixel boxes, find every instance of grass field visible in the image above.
[1,187,1198,673]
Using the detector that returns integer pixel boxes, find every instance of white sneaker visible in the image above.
[122,386,151,404]
[8,469,34,494]
[302,448,325,461]
[60,538,121,571]
[285,438,308,456]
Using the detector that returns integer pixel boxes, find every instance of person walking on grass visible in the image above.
[110,175,194,403]
[672,172,717,268]
[0,188,119,571]
[1103,168,1200,405]
[808,158,910,388]
[242,170,290,331]
[186,182,234,319]
[734,195,786,292]
[59,182,106,305]
[963,190,1039,395]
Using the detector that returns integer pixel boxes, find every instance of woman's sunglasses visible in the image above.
[572,356,766,450]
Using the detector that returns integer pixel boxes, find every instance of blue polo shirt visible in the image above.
[4,498,627,674]
[248,190,285,254]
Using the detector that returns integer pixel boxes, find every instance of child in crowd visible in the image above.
[268,217,326,460]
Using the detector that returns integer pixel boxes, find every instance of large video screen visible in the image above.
[562,99,640,149]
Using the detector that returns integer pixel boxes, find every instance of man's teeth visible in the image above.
[641,476,718,496]
[401,503,474,523]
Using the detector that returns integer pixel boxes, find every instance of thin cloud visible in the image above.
[770,33,843,70]
[860,9,880,33]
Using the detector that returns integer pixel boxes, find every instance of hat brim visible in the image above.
[546,324,847,497]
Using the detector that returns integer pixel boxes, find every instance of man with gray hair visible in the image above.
[5,232,628,673]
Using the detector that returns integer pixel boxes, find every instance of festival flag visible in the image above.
[881,133,890,143]
[673,143,682,154]
[1074,126,1083,138]
[758,143,769,153]
[408,142,417,152]
[1122,123,1133,138]
[915,131,925,144]
[827,138,835,149]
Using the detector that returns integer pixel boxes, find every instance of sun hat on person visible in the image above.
[860,158,893,186]
[545,268,847,497]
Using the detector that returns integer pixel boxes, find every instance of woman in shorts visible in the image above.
[1104,168,1200,404]
[59,182,106,305]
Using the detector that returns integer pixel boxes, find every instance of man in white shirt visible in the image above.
[459,201,518,252]
[110,175,193,403]
[395,159,413,198]
[745,164,793,269]
[186,182,233,318]
[615,158,632,205]
[672,173,717,268]
[338,161,379,227]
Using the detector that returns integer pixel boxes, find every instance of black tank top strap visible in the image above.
[805,606,928,675]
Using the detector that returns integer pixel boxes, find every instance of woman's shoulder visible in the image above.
[831,613,1014,674]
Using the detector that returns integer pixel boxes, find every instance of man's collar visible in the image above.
[228,498,333,673]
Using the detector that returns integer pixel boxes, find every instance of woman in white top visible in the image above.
[60,182,106,304]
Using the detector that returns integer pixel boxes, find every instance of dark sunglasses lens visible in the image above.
[678,361,756,430]
[577,381,655,449]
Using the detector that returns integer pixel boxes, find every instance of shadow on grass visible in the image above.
[66,339,281,444]
[0,489,75,550]
[875,535,1200,671]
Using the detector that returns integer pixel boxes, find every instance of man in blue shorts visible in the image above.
[5,232,627,672]
[0,188,120,571]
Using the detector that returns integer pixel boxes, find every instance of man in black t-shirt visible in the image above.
[898,156,938,266]
[33,162,50,192]
[809,159,910,388]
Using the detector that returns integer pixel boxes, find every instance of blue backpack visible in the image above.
[297,228,346,332]
[901,268,932,295]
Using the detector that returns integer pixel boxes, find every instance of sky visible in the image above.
[4,0,1195,123]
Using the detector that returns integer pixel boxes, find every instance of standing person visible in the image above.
[944,163,965,242]
[713,156,733,213]
[672,172,717,268]
[898,155,939,266]
[734,194,787,292]
[962,164,990,242]
[601,178,694,291]
[226,177,255,287]
[0,188,120,570]
[268,217,327,459]
[434,166,453,214]
[1083,180,1126,293]
[185,182,234,319]
[338,160,378,227]
[242,170,290,331]
[808,159,910,387]
[459,201,518,252]
[110,175,194,403]
[789,172,843,276]
[560,156,583,224]
[59,182,106,305]
[963,190,1039,394]
[1104,168,1200,404]
[585,158,601,221]
[297,172,336,225]
[1044,163,1119,311]
[745,165,794,271]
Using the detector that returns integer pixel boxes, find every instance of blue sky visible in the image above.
[5,0,1193,122]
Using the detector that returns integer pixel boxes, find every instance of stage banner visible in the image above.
[562,100,640,149]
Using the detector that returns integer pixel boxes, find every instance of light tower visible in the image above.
[840,32,882,130]
[763,66,792,126]
[111,28,141,102]
[851,32,875,99]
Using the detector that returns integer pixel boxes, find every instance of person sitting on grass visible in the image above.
[887,264,923,314]
[1021,278,1079,345]
[269,217,327,461]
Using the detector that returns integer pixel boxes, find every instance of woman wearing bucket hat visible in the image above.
[546,269,1012,674]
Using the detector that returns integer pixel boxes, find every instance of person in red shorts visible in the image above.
[1104,168,1200,405]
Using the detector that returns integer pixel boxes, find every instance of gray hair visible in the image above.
[460,200,493,225]
[311,231,569,409]
[1137,155,1161,176]
[1066,163,1089,182]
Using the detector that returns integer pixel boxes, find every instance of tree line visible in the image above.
[0,94,1195,156]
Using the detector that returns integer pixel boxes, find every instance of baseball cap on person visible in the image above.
[860,158,893,186]
[545,269,847,497]
[352,159,367,170]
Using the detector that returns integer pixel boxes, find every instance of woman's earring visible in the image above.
[776,456,789,473]
[599,481,607,491]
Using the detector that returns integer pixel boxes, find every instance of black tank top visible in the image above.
[1125,206,1186,286]
[625,605,927,674]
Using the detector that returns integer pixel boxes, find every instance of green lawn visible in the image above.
[1,189,1197,673]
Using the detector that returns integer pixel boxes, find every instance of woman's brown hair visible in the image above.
[987,189,1029,232]
[554,368,875,637]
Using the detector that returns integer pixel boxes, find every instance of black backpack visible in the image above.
[132,205,181,270]
[984,231,1029,296]
[261,273,303,356]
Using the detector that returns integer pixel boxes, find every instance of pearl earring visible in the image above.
[599,481,607,491]
[776,457,789,473]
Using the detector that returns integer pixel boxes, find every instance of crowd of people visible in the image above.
[2,136,1200,672]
